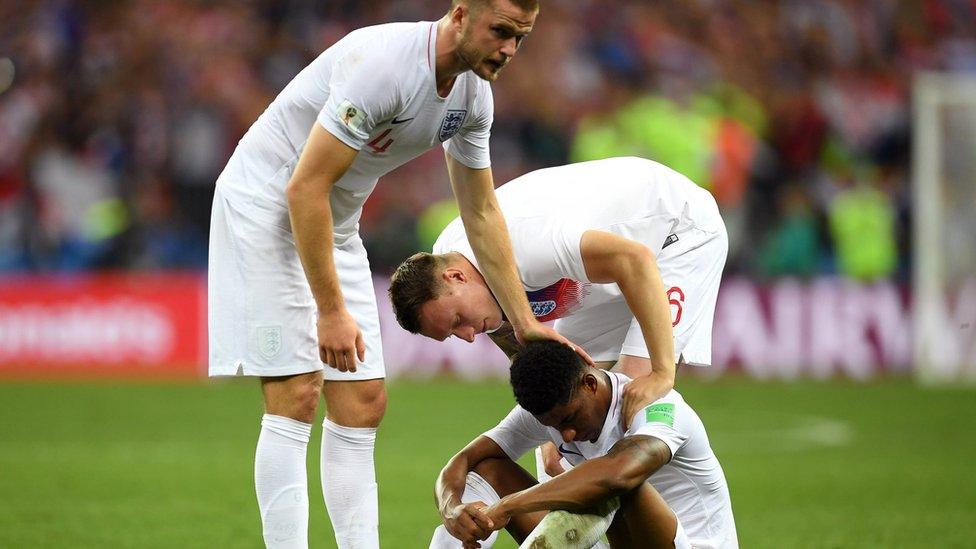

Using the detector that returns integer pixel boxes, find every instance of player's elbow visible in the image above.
[605,242,656,286]
[600,455,653,494]
[598,472,642,496]
[284,176,310,206]
[622,242,656,273]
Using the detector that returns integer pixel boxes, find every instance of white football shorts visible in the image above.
[555,191,728,367]
[208,187,385,380]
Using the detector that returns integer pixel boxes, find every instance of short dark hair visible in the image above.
[510,340,585,415]
[388,252,445,334]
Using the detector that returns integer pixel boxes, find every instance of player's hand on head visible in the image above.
[317,307,366,373]
[621,373,673,429]
[515,321,594,366]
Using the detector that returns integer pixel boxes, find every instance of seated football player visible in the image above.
[428,341,738,549]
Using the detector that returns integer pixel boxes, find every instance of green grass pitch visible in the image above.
[1,376,974,548]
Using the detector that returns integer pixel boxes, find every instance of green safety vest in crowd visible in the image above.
[828,184,898,281]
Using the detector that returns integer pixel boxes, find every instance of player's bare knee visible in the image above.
[355,381,387,427]
[472,457,537,497]
[292,381,323,422]
[472,457,508,485]
[263,372,323,423]
[325,380,387,427]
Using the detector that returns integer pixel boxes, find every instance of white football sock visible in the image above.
[534,447,551,482]
[429,472,501,549]
[255,414,313,549]
[534,446,573,483]
[321,418,379,549]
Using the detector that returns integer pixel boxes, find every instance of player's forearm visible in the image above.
[581,232,675,385]
[496,457,633,515]
[487,322,520,359]
[446,158,536,331]
[618,251,676,387]
[461,202,536,331]
[497,437,666,517]
[436,445,495,520]
[286,180,343,313]
[435,456,470,517]
[436,437,516,518]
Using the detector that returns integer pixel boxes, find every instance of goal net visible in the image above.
[912,72,976,383]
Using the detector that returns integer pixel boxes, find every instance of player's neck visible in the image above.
[595,370,613,429]
[433,17,465,95]
[453,253,490,289]
[453,252,504,320]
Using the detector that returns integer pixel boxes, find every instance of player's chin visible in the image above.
[477,62,503,81]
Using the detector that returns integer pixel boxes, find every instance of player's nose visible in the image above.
[500,37,517,57]
[454,327,475,343]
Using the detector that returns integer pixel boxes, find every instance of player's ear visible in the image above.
[443,267,467,284]
[450,2,467,29]
[580,372,599,394]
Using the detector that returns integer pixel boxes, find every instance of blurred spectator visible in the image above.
[28,118,130,271]
[0,0,972,277]
[757,185,825,278]
[828,169,899,281]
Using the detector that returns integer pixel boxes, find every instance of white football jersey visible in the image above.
[432,157,721,321]
[217,21,493,246]
[484,373,738,548]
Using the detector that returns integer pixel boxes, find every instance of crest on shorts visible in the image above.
[438,109,467,142]
[256,326,282,360]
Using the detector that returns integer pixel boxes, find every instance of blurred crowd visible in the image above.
[1,0,974,279]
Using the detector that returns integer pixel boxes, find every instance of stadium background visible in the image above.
[0,0,974,547]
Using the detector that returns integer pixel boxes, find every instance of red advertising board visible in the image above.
[0,273,206,378]
[3,273,967,380]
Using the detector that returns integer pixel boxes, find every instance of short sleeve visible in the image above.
[511,218,590,289]
[549,223,588,282]
[625,390,689,460]
[443,83,493,169]
[318,51,401,150]
[432,218,477,271]
[483,406,551,461]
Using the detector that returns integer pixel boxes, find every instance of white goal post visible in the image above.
[912,72,976,384]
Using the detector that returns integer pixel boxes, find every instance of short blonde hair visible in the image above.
[450,0,540,14]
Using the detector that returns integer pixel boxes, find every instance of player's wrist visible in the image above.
[509,316,541,337]
[493,494,517,519]
[648,368,675,390]
[440,497,463,519]
[316,301,348,317]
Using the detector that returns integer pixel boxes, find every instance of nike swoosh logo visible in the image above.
[391,116,415,124]
[558,443,583,457]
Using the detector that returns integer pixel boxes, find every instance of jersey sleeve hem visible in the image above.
[631,427,683,461]
[443,142,491,170]
[554,224,590,283]
[482,430,529,462]
[317,116,365,151]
